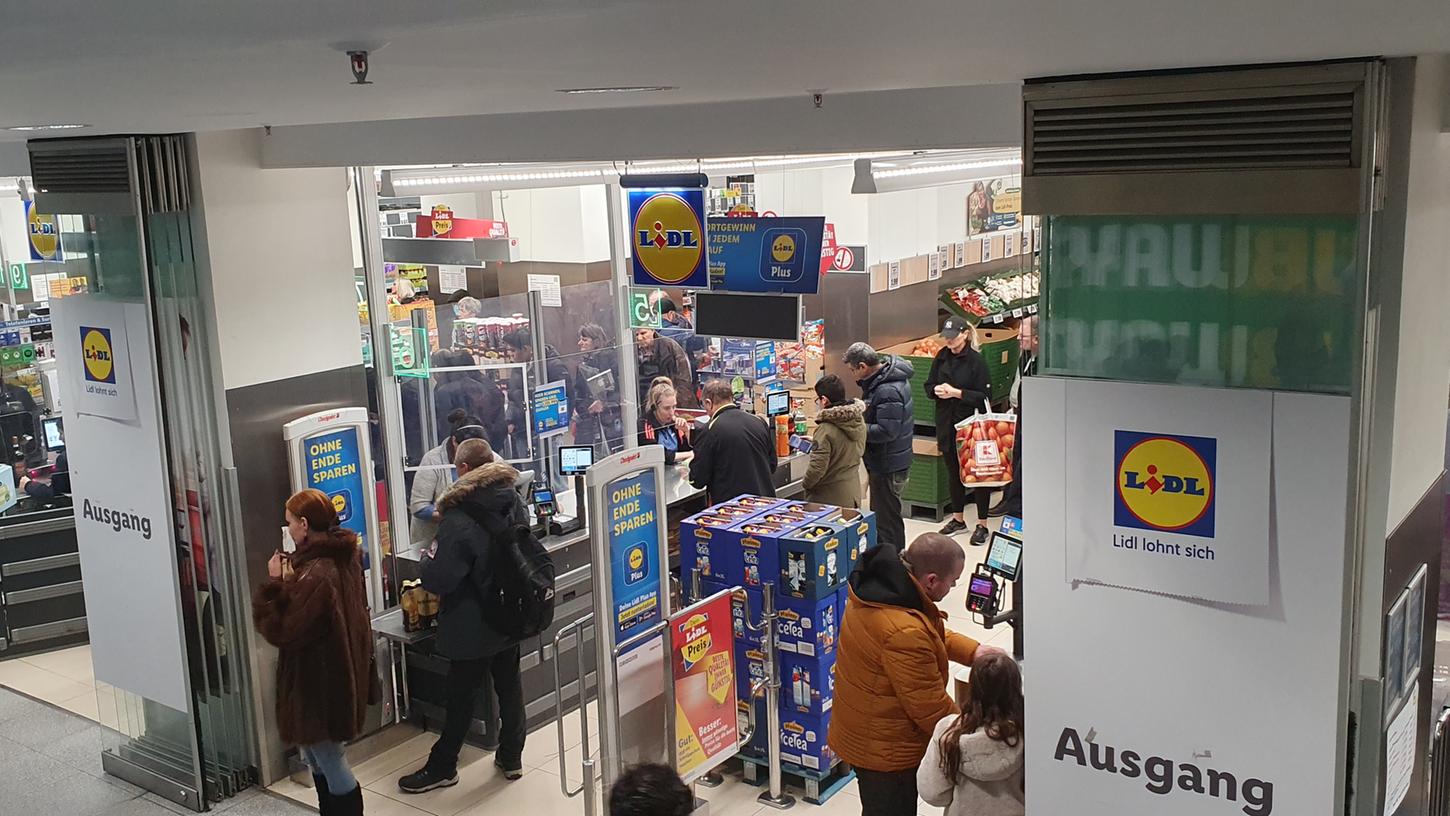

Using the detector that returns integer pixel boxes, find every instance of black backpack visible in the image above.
[462,504,556,641]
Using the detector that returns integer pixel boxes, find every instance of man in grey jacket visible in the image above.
[844,342,915,549]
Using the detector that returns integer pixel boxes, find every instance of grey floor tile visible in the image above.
[141,791,202,815]
[0,696,95,751]
[32,717,109,776]
[94,795,187,816]
[0,687,50,725]
[8,768,139,815]
[0,734,74,799]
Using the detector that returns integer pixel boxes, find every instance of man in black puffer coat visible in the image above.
[401,439,530,793]
[845,342,915,548]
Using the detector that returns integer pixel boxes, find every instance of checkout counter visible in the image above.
[0,416,84,658]
[372,451,812,745]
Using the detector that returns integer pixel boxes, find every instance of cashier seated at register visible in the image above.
[17,451,68,500]
[688,378,777,504]
[639,377,693,465]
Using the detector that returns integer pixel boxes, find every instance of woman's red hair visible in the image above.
[286,489,339,534]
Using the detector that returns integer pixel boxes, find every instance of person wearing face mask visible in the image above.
[253,489,377,816]
[638,377,693,465]
[829,534,998,816]
[924,317,994,546]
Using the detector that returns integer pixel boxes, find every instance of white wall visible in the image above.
[1387,53,1450,529]
[495,184,612,263]
[0,191,25,267]
[193,129,363,390]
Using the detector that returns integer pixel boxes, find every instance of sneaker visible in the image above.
[970,525,990,546]
[397,765,459,794]
[494,758,523,781]
[939,518,967,536]
[986,500,1008,518]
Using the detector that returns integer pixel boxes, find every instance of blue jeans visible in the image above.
[301,742,358,795]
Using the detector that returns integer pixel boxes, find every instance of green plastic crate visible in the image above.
[901,449,950,506]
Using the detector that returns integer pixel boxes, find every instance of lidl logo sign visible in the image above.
[625,544,648,584]
[26,201,62,262]
[630,189,708,288]
[80,327,116,384]
[771,233,797,263]
[1114,430,1215,538]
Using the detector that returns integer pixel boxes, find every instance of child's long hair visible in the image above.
[938,651,1024,784]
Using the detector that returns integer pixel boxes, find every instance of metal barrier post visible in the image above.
[757,582,794,809]
[551,614,597,816]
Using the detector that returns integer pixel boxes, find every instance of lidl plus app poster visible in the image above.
[609,469,660,641]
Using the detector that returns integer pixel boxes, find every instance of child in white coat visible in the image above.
[917,651,1025,816]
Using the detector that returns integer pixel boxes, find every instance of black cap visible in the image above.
[941,317,970,340]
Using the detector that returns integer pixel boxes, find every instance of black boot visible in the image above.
[312,774,332,815]
[332,783,364,815]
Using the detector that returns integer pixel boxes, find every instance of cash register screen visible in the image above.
[985,532,1023,581]
[42,416,64,452]
[765,391,790,417]
[559,445,595,476]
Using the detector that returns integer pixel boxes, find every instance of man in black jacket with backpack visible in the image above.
[400,438,530,792]
[844,342,915,549]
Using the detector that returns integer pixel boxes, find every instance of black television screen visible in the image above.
[693,292,800,342]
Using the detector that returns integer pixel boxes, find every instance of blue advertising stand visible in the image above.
[708,216,826,294]
[584,445,672,785]
[283,408,384,609]
[629,188,710,289]
[532,379,570,438]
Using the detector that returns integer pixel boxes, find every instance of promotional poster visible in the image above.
[609,469,662,641]
[670,592,739,781]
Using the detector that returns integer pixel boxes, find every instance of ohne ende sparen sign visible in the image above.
[1054,726,1274,815]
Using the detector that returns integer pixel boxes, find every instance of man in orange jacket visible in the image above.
[829,534,999,816]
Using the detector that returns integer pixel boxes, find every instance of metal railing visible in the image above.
[1430,706,1450,815]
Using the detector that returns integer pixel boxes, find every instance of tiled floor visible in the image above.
[0,684,312,816]
[0,643,118,728]
[0,512,1009,816]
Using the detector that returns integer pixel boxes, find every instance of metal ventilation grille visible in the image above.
[28,143,131,193]
[1028,90,1358,175]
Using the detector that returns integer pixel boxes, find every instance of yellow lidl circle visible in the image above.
[332,493,347,515]
[27,205,60,261]
[1116,436,1213,532]
[771,233,797,263]
[81,328,115,384]
[632,193,703,284]
[628,546,645,571]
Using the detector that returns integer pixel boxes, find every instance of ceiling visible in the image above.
[0,0,1447,143]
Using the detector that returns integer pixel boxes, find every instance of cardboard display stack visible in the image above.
[681,495,877,773]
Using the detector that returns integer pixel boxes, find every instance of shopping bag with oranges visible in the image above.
[954,402,1016,488]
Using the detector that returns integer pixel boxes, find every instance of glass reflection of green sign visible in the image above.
[391,326,430,379]
[1042,216,1359,394]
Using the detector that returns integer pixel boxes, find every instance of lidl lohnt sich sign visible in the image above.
[1114,430,1216,539]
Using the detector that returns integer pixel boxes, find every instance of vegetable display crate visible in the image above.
[739,756,857,806]
[977,327,1020,408]
[901,441,950,520]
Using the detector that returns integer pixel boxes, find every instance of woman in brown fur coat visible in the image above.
[253,489,376,815]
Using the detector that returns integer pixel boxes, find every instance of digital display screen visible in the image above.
[766,391,790,417]
[42,417,64,451]
[693,292,801,342]
[985,533,1023,581]
[532,488,555,505]
[559,445,595,475]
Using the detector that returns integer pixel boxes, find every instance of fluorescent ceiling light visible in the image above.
[852,150,1022,194]
[5,124,89,132]
[557,86,677,94]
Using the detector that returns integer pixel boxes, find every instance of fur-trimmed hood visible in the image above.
[816,399,867,444]
[438,461,520,511]
[291,527,360,568]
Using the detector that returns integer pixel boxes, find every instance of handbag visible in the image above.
[954,400,1017,488]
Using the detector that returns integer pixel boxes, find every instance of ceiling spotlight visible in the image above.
[4,124,89,132]
[556,86,677,95]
